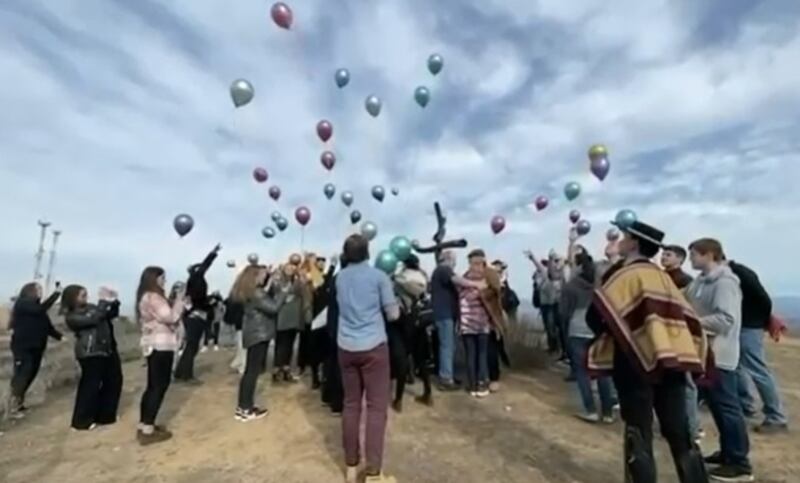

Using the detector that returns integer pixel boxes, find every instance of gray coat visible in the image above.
[242,290,286,349]
[559,276,595,339]
[276,278,311,332]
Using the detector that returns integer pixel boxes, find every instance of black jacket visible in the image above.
[326,274,340,342]
[186,249,218,315]
[10,293,63,352]
[65,300,120,359]
[224,298,244,330]
[313,266,337,320]
[728,261,772,330]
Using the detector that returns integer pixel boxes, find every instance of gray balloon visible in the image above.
[324,183,336,200]
[230,79,254,108]
[247,253,259,265]
[226,259,236,268]
[365,95,382,117]
[275,217,289,231]
[335,68,350,88]
[173,214,194,237]
[391,187,399,196]
[372,185,385,202]
[271,211,282,222]
[262,226,276,239]
[360,221,378,241]
[341,190,354,207]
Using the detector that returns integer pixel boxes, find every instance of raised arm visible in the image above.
[41,291,61,311]
[197,244,221,276]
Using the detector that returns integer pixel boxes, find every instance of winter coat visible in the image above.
[242,289,286,349]
[559,276,594,338]
[728,261,772,330]
[275,276,311,332]
[65,300,120,359]
[10,292,63,352]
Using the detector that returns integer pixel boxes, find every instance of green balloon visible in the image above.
[389,236,412,261]
[375,249,398,275]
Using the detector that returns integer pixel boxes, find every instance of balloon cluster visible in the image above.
[588,144,611,181]
[374,235,413,274]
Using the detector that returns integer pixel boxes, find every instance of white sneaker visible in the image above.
[602,415,615,424]
[235,407,269,422]
[213,345,220,352]
[200,346,208,354]
[575,412,600,423]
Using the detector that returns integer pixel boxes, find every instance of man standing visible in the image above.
[686,238,753,482]
[662,245,694,289]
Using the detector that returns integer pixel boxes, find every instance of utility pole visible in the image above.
[33,220,51,282]
[44,230,62,295]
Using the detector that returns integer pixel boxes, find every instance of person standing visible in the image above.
[525,251,567,358]
[272,259,311,383]
[203,291,224,352]
[337,234,399,483]
[489,259,515,392]
[322,255,347,415]
[225,279,247,375]
[307,255,337,389]
[662,245,694,289]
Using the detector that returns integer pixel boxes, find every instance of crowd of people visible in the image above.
[4,219,791,483]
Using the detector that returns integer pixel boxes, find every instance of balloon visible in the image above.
[230,79,254,108]
[173,214,194,237]
[606,228,621,241]
[428,54,444,75]
[588,144,608,162]
[275,217,289,231]
[262,226,276,239]
[270,2,293,29]
[341,191,354,207]
[569,209,581,224]
[490,215,506,235]
[576,219,591,236]
[414,86,430,108]
[535,196,549,211]
[375,249,399,275]
[320,151,336,171]
[389,236,412,262]
[350,210,362,225]
[295,206,311,226]
[372,185,385,202]
[247,253,259,265]
[590,157,611,181]
[614,209,638,229]
[391,187,399,196]
[323,183,336,199]
[269,185,281,201]
[271,211,282,222]
[253,167,268,183]
[360,221,378,241]
[365,95,382,117]
[335,68,350,88]
[226,260,236,268]
[316,120,333,143]
[289,253,302,265]
[564,181,581,201]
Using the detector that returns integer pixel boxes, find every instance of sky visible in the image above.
[2,0,800,312]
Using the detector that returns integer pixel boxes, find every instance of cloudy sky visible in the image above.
[2,0,799,310]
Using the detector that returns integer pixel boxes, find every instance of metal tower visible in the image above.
[33,220,51,282]
[44,230,62,295]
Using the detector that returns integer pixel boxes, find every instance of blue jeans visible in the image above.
[707,368,751,469]
[435,318,455,382]
[685,374,701,438]
[463,334,489,392]
[737,328,788,425]
[567,337,613,416]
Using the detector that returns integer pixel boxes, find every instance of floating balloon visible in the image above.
[275,217,289,231]
[428,54,444,76]
[576,219,591,236]
[365,95,382,117]
[323,183,336,200]
[590,157,611,181]
[262,226,276,239]
[391,187,399,196]
[360,221,378,241]
[490,215,506,235]
[350,210,362,225]
[317,120,333,143]
[614,209,638,229]
[173,214,194,237]
[588,144,608,162]
[414,86,430,108]
[389,236,413,262]
[341,191,354,207]
[253,167,268,183]
[269,185,281,201]
[247,253,259,265]
[564,182,582,201]
[295,206,311,226]
[371,185,385,202]
[320,151,336,171]
[334,68,350,88]
[535,196,549,211]
[375,249,399,275]
[289,253,302,265]
[569,209,581,224]
[271,211,282,222]
[606,228,621,242]
[270,2,293,29]
[226,260,236,268]
[230,79,254,108]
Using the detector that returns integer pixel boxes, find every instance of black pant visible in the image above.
[410,323,433,400]
[72,353,123,429]
[387,323,409,404]
[238,341,269,410]
[613,353,708,483]
[488,332,501,382]
[309,327,328,387]
[204,322,220,346]
[297,325,312,371]
[322,341,344,412]
[274,329,297,369]
[140,350,174,425]
[10,347,45,404]
[174,315,205,380]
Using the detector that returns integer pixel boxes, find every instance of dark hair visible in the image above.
[639,240,661,259]
[575,252,596,284]
[689,238,725,262]
[663,244,687,261]
[339,253,349,269]
[136,266,166,320]
[404,254,420,270]
[343,234,369,264]
[18,282,39,300]
[468,249,486,259]
[61,285,86,312]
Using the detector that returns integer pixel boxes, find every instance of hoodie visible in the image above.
[559,275,595,339]
[685,264,742,371]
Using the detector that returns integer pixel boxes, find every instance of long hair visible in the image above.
[61,285,86,312]
[18,282,40,300]
[136,266,165,321]
[301,253,324,289]
[230,265,266,303]
[575,252,596,284]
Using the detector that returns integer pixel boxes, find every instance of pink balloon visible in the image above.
[270,2,293,29]
[253,167,268,183]
[295,206,311,226]
[535,196,549,211]
[268,185,281,201]
[320,151,336,171]
[490,215,506,234]
[316,120,333,143]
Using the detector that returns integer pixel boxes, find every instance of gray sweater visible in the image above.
[559,276,595,339]
[685,264,742,371]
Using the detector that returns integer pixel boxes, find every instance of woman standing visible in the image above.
[459,250,494,398]
[225,277,246,374]
[8,282,62,418]
[136,266,185,446]
[272,259,311,383]
[62,285,123,430]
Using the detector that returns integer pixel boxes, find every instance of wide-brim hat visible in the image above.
[610,220,665,248]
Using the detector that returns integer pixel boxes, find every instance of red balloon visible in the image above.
[295,206,311,226]
[253,167,268,183]
[490,215,506,234]
[268,185,281,201]
[320,151,336,171]
[270,2,293,29]
[316,120,333,143]
[535,196,549,211]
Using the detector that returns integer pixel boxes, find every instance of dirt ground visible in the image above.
[1,340,798,483]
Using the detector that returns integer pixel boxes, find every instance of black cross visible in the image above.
[412,202,467,260]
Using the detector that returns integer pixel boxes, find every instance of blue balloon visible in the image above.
[564,182,582,201]
[262,226,276,239]
[614,209,637,229]
[389,236,412,261]
[428,54,444,76]
[275,217,289,232]
[375,249,398,275]
[335,68,350,88]
[414,86,430,108]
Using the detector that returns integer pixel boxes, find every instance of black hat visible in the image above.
[611,220,665,248]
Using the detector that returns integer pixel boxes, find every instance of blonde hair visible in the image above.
[230,265,266,303]
[301,253,324,289]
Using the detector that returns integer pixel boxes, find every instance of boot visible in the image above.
[624,426,657,483]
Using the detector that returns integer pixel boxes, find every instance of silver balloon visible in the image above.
[173,214,194,238]
[360,221,378,241]
[226,259,236,268]
[262,226,276,239]
[341,190,354,207]
[247,253,259,265]
[323,183,336,200]
[271,211,282,222]
[230,79,254,108]
[365,95,382,117]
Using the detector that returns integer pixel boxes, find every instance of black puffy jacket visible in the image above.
[10,292,63,352]
[65,300,120,359]
[728,261,772,330]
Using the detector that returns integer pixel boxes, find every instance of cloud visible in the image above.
[1,0,799,313]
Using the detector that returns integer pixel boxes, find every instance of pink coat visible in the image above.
[138,292,184,355]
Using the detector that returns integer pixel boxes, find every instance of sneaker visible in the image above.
[475,386,490,398]
[697,429,706,439]
[415,394,434,407]
[704,451,726,466]
[283,372,299,383]
[345,465,359,483]
[200,346,208,353]
[488,382,501,393]
[612,403,620,412]
[437,380,460,392]
[213,345,220,352]
[137,428,172,446]
[753,422,789,434]
[575,412,600,423]
[236,407,269,422]
[601,415,615,424]
[364,473,397,483]
[708,465,754,482]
